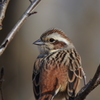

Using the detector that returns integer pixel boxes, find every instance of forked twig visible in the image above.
[0,0,41,56]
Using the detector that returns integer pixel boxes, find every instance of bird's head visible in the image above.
[33,28,74,54]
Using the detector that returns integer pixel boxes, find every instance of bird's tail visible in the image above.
[37,85,61,100]
[38,94,54,100]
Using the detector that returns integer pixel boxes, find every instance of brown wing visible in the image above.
[32,55,68,100]
[67,51,83,97]
[32,58,42,100]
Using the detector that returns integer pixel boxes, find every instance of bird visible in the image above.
[32,28,86,100]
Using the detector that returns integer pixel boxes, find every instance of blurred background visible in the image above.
[0,0,100,100]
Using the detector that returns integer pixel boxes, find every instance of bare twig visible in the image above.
[29,0,32,3]
[28,11,37,16]
[0,67,4,100]
[74,65,100,100]
[0,0,41,56]
[0,0,10,30]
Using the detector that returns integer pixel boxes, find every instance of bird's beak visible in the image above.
[33,39,45,45]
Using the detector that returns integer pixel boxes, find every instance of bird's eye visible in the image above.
[49,38,55,42]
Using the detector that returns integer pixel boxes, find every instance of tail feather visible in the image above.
[38,85,61,100]
[38,95,53,100]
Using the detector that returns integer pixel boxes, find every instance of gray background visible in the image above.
[0,0,100,100]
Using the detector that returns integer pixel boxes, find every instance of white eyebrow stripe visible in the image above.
[47,32,70,45]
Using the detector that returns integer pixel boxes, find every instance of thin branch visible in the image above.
[0,0,10,30]
[29,0,32,3]
[28,11,37,16]
[0,67,4,100]
[92,78,100,89]
[74,65,100,100]
[0,0,41,56]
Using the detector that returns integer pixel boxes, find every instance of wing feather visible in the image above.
[33,57,62,100]
[67,52,82,97]
[32,58,42,100]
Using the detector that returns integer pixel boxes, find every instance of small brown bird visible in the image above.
[32,28,86,100]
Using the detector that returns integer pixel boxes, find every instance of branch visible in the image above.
[0,0,41,56]
[74,65,100,100]
[0,0,10,30]
[0,67,4,100]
